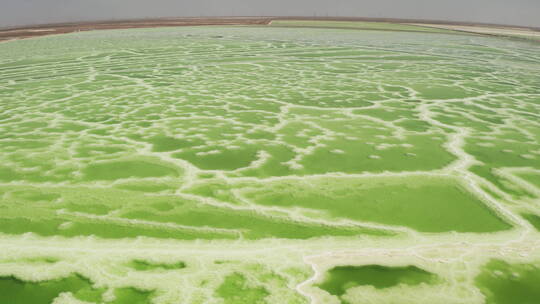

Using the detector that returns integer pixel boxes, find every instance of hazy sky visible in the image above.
[1,0,539,28]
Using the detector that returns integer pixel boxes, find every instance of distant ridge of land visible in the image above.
[1,16,539,43]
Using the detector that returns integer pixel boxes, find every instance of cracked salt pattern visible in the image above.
[0,26,539,303]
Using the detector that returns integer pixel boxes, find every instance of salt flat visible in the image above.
[0,23,539,304]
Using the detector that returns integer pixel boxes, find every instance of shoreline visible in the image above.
[1,16,539,43]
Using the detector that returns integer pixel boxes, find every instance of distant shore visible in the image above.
[1,16,539,43]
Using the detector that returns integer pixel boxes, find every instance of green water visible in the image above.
[522,213,540,231]
[128,259,187,271]
[475,260,540,304]
[0,275,104,304]
[318,265,437,297]
[111,288,154,304]
[82,160,180,181]
[216,273,269,304]
[241,176,510,232]
[0,275,154,304]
